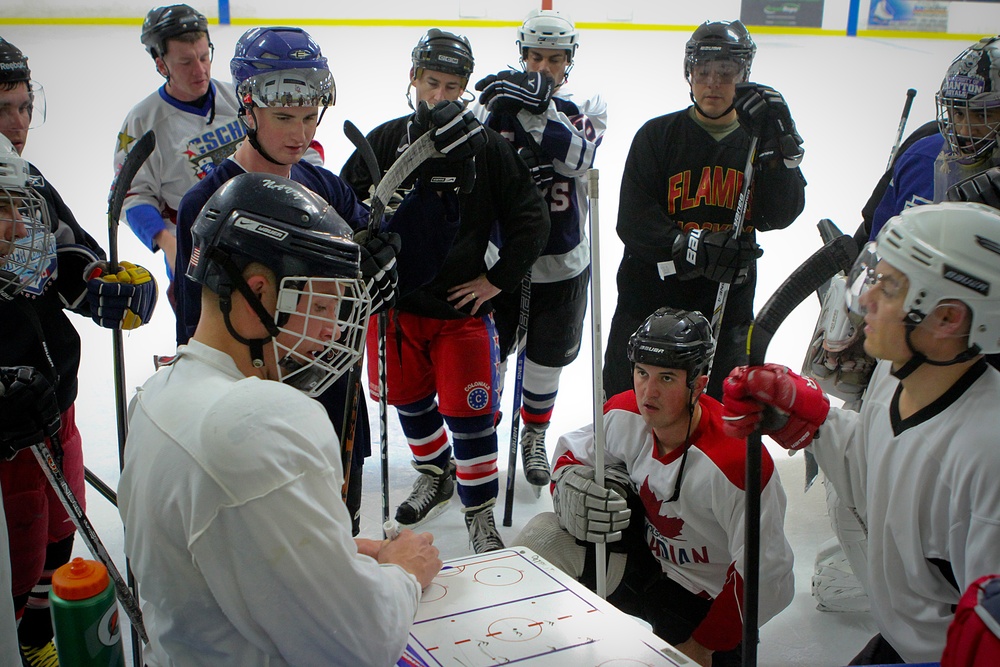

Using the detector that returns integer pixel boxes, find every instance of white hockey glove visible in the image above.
[552,464,631,544]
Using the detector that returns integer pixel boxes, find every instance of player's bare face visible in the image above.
[633,363,694,443]
[0,199,27,257]
[859,261,909,363]
[412,70,467,106]
[0,83,32,154]
[690,60,740,123]
[253,107,320,164]
[524,48,570,88]
[159,36,212,102]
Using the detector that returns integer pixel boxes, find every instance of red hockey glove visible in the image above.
[722,363,829,450]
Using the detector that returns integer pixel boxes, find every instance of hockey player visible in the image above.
[473,8,607,490]
[340,29,549,552]
[173,26,398,536]
[516,308,794,667]
[869,35,1000,240]
[603,20,806,402]
[723,202,1000,663]
[118,172,440,666]
[1,37,157,666]
[115,5,245,309]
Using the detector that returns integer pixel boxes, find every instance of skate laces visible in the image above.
[466,507,504,553]
[404,467,444,512]
[521,424,550,474]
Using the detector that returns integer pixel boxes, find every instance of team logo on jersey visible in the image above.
[639,477,685,539]
[185,120,246,180]
[465,381,490,411]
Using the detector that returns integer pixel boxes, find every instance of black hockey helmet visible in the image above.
[0,37,30,85]
[411,29,475,80]
[187,173,359,296]
[947,166,1000,209]
[684,20,756,84]
[141,4,210,60]
[628,308,716,389]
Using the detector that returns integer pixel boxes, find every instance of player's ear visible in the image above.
[154,57,169,79]
[932,300,973,339]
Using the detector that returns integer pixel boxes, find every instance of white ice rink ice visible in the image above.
[2,21,975,665]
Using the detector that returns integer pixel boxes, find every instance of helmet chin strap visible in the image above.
[211,249,281,370]
[689,91,735,121]
[891,319,982,380]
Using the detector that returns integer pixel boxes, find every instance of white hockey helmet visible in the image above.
[518,9,578,63]
[851,202,1000,355]
[0,133,54,301]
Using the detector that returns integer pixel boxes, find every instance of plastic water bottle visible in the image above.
[50,557,125,667]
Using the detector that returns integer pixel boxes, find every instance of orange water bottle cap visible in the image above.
[52,558,110,601]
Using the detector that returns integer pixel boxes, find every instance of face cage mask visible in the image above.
[937,95,1000,164]
[241,68,336,110]
[272,276,371,397]
[0,187,55,300]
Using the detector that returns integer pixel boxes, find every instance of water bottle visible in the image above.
[50,557,125,667]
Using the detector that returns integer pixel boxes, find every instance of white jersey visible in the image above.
[814,359,1000,662]
[552,392,794,650]
[478,89,607,283]
[114,80,244,251]
[118,340,420,667]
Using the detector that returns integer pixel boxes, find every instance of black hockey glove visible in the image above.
[0,366,61,461]
[418,156,477,194]
[407,100,487,161]
[947,166,1000,208]
[671,229,762,285]
[354,230,402,315]
[55,244,100,312]
[735,83,804,169]
[516,145,555,189]
[475,70,555,115]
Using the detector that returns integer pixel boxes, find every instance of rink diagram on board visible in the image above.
[396,548,692,666]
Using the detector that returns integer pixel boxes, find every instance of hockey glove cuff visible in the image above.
[722,364,830,450]
[55,244,101,311]
[355,230,401,315]
[85,260,158,330]
[552,465,631,544]
[475,70,555,115]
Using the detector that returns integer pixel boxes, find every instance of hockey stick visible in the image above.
[30,439,148,643]
[339,121,383,506]
[107,130,155,660]
[886,89,917,172]
[706,134,759,382]
[587,168,609,599]
[501,272,531,527]
[740,234,859,667]
[340,126,440,533]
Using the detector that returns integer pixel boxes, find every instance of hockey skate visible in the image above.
[19,640,59,667]
[463,498,505,554]
[395,459,456,527]
[520,421,551,496]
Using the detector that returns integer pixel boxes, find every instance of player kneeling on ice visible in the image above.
[515,308,794,667]
[118,173,441,667]
[723,202,1000,664]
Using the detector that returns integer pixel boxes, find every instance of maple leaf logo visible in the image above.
[639,476,685,539]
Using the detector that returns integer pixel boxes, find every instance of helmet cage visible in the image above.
[0,137,54,300]
[684,20,756,84]
[848,203,1000,355]
[935,36,1000,164]
[517,9,579,63]
[273,275,369,396]
[627,307,716,389]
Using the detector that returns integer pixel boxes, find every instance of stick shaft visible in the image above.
[886,88,917,172]
[502,273,531,527]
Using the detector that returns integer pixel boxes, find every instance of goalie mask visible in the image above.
[188,173,370,397]
[0,133,55,301]
[936,35,1000,165]
[846,202,1000,375]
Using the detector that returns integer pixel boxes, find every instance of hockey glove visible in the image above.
[671,229,762,284]
[947,166,1000,209]
[55,244,101,311]
[735,83,804,169]
[409,100,487,162]
[517,145,555,189]
[722,363,830,450]
[85,260,157,330]
[475,70,555,115]
[0,366,61,461]
[552,464,631,544]
[354,230,401,315]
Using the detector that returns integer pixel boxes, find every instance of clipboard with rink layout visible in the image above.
[396,547,694,666]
